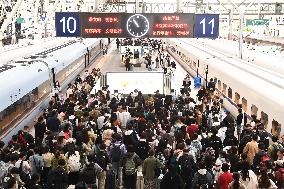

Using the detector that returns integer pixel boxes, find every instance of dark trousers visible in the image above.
[123,173,136,189]
[69,171,79,185]
[42,167,51,184]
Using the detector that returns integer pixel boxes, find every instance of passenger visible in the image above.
[121,145,142,189]
[268,135,283,161]
[81,155,102,189]
[46,110,61,135]
[109,133,127,179]
[177,148,195,188]
[160,164,184,189]
[47,159,69,189]
[118,106,131,130]
[23,126,34,145]
[192,161,213,188]
[228,172,245,189]
[243,133,259,165]
[257,169,277,189]
[217,163,233,189]
[28,148,43,176]
[142,149,163,189]
[239,162,258,189]
[34,116,46,144]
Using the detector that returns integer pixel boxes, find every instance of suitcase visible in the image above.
[105,170,116,189]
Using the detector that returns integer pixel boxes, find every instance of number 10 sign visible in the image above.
[55,12,80,37]
[194,14,219,38]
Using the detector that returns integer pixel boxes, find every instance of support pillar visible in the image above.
[239,7,245,59]
[228,8,234,40]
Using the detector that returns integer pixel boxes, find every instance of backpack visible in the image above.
[124,154,136,175]
[0,161,9,185]
[111,144,122,162]
[48,167,68,187]
[96,150,107,170]
[196,172,209,189]
[271,143,283,160]
[178,156,194,180]
[191,141,202,158]
[82,164,96,185]
[19,160,31,184]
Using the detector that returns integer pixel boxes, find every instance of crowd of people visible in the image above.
[0,39,284,189]
[118,38,176,74]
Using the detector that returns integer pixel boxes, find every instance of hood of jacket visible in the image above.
[124,130,134,136]
[198,169,207,175]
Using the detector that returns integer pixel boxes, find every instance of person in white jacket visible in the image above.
[257,170,277,189]
[239,165,258,189]
[118,106,131,130]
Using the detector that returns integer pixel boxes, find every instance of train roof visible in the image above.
[0,38,101,112]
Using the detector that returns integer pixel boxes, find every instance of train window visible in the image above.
[242,98,247,112]
[235,92,240,104]
[272,120,281,137]
[223,83,227,95]
[261,111,268,127]
[218,80,221,90]
[251,105,258,116]
[228,87,232,99]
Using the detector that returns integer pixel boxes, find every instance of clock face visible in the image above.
[126,14,149,37]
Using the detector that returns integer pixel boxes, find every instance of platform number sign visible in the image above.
[55,12,80,37]
[194,14,219,38]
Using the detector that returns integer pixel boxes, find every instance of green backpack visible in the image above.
[124,154,136,175]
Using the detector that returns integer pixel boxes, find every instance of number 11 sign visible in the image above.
[194,14,219,38]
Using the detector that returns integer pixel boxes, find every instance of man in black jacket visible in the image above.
[236,108,243,139]
[46,111,61,134]
[34,116,46,144]
[178,148,196,189]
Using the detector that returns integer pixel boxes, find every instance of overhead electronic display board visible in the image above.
[55,12,219,38]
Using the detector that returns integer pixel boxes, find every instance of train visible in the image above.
[168,38,284,136]
[0,38,105,143]
[184,38,284,76]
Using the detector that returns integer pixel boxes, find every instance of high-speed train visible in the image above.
[0,38,105,142]
[168,38,284,136]
[180,38,284,76]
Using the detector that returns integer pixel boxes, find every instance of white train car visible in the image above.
[168,38,284,136]
[0,38,71,65]
[0,38,105,142]
[183,38,284,76]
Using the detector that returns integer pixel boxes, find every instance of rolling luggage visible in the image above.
[105,170,116,189]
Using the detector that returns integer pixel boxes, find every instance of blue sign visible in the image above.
[194,14,219,38]
[194,76,202,88]
[55,12,80,37]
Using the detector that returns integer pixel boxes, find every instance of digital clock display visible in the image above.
[55,12,219,38]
